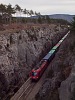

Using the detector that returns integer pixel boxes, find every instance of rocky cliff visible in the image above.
[0,24,67,99]
[35,30,75,100]
[59,32,75,100]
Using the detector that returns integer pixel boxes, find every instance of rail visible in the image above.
[10,78,35,100]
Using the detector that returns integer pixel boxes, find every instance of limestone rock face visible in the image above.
[58,33,75,100]
[59,65,75,100]
[35,30,75,100]
[0,24,67,98]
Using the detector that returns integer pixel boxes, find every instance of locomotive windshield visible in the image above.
[32,72,37,76]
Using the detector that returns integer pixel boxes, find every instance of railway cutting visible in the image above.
[11,31,70,100]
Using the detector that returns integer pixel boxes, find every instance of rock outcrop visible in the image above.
[0,24,67,98]
[59,32,75,100]
[35,30,75,100]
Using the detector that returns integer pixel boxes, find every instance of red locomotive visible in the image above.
[30,60,48,80]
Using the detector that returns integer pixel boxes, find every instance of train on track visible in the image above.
[29,31,70,81]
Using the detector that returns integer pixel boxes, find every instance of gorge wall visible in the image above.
[35,30,75,100]
[0,24,68,98]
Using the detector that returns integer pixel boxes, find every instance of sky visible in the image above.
[0,0,75,15]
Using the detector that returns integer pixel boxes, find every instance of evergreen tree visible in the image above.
[45,15,51,23]
[14,4,22,23]
[0,4,6,16]
[71,16,75,31]
[0,4,6,23]
[29,10,34,17]
[23,8,27,17]
[6,4,15,24]
[38,16,42,24]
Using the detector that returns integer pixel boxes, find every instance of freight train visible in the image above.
[29,31,70,81]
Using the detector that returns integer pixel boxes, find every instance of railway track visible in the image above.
[11,78,35,100]
[18,83,35,100]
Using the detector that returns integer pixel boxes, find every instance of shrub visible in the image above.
[71,16,75,31]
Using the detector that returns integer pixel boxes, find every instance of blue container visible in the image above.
[43,53,52,60]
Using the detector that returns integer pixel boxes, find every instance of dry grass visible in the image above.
[0,23,57,35]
